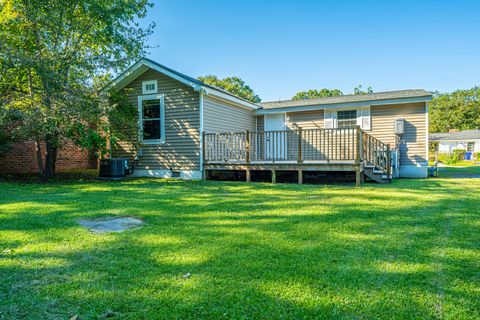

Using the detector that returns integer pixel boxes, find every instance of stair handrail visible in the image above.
[361,131,391,175]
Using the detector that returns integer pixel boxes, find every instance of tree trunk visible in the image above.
[35,140,44,178]
[43,139,58,182]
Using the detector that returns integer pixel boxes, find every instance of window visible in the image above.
[467,142,475,152]
[138,95,164,143]
[337,110,357,128]
[142,80,157,94]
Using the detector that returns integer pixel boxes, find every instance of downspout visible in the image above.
[425,101,429,166]
[199,90,204,179]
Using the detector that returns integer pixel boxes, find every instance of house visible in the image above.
[107,58,432,185]
[429,130,480,154]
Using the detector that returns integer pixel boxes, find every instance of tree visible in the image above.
[291,88,343,100]
[0,105,16,152]
[354,85,374,95]
[0,0,154,181]
[429,87,480,133]
[198,75,261,103]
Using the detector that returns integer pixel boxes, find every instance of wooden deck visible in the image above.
[202,126,391,186]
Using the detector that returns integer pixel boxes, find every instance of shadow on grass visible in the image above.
[436,165,480,179]
[0,178,479,319]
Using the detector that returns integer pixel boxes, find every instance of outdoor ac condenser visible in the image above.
[99,158,129,178]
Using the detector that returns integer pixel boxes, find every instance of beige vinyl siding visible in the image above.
[276,105,426,164]
[112,68,200,171]
[369,102,427,165]
[203,96,255,133]
[285,109,354,160]
[286,110,325,129]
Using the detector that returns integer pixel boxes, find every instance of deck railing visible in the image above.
[203,126,391,175]
[362,131,391,176]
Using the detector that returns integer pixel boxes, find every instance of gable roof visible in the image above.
[257,89,432,114]
[106,59,432,114]
[430,130,480,141]
[106,58,260,110]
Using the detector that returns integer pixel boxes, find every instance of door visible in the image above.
[264,114,287,160]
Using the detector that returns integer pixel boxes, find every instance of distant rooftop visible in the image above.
[430,130,480,141]
[259,89,432,109]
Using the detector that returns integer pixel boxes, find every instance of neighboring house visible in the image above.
[107,58,432,184]
[430,130,480,154]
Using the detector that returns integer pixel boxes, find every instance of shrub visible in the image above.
[445,149,466,164]
[436,153,450,163]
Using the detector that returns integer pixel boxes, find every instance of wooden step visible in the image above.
[363,167,391,184]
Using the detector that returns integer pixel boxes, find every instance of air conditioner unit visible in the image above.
[394,118,404,135]
[99,158,129,178]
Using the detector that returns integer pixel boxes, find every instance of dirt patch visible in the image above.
[78,217,143,233]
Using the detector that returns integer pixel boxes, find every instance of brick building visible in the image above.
[0,140,97,175]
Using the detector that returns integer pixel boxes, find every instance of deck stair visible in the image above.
[361,131,392,184]
[363,164,392,184]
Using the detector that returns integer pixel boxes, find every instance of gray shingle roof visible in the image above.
[429,130,480,141]
[259,89,432,109]
[141,58,259,106]
[107,58,260,109]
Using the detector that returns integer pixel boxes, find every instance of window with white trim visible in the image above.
[142,80,158,94]
[140,98,164,141]
[467,142,475,152]
[337,110,357,128]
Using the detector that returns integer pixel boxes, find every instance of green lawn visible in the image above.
[1,170,479,319]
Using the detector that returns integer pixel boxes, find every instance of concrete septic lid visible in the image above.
[78,217,144,233]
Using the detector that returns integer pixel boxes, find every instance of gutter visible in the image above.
[256,96,433,115]
[201,87,261,110]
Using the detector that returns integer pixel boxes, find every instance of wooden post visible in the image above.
[386,144,391,177]
[355,167,361,187]
[297,128,303,163]
[246,168,251,182]
[362,132,367,161]
[202,131,207,162]
[356,126,361,165]
[273,132,276,164]
[202,131,206,179]
[298,169,303,184]
[355,126,362,187]
[271,169,276,184]
[245,130,250,164]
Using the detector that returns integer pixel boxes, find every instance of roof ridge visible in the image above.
[429,129,480,141]
[261,89,431,105]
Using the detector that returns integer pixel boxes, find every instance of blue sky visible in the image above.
[141,0,480,101]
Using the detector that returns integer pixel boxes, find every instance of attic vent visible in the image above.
[142,80,158,94]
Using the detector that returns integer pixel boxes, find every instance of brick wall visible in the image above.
[0,140,97,175]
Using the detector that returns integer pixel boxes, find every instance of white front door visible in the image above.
[264,114,287,160]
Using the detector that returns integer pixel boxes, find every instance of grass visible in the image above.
[437,165,480,177]
[434,161,478,167]
[1,169,479,319]
[429,152,479,167]
[446,161,478,167]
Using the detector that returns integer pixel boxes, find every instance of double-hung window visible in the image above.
[337,110,357,129]
[138,94,165,143]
